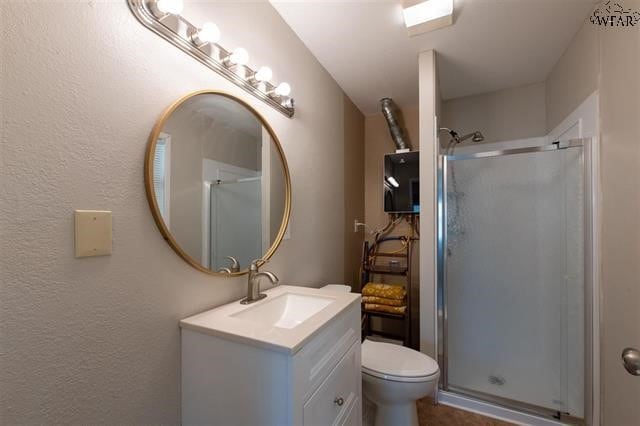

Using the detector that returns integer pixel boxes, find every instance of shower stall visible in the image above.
[437,139,594,423]
[209,177,262,271]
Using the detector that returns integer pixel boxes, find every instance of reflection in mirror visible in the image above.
[147,92,290,275]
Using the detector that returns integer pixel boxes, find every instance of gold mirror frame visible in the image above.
[144,90,292,276]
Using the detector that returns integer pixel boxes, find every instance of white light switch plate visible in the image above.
[75,210,112,257]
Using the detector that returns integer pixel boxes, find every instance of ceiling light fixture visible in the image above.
[401,0,453,36]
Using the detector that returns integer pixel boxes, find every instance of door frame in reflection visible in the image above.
[200,129,273,270]
[201,161,259,270]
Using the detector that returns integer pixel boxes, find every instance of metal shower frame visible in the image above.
[436,138,596,424]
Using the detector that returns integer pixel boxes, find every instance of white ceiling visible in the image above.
[271,0,598,114]
[183,94,261,139]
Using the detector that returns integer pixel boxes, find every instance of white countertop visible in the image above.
[180,285,361,355]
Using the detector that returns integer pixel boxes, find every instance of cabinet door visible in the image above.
[293,306,359,402]
[303,341,361,426]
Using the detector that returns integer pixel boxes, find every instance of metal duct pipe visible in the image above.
[380,98,411,151]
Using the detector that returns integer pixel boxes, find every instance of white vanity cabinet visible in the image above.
[180,286,361,426]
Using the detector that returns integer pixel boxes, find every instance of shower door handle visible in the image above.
[622,348,640,376]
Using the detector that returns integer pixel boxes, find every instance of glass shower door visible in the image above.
[210,178,262,271]
[438,142,586,418]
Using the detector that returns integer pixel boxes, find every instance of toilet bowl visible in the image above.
[362,339,439,426]
[319,285,440,426]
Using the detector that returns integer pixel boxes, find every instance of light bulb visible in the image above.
[229,48,249,66]
[194,22,220,44]
[155,0,184,15]
[254,66,273,83]
[275,82,291,97]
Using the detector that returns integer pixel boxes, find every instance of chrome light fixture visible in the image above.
[224,47,250,67]
[254,66,273,83]
[248,66,273,91]
[264,81,293,109]
[128,0,295,117]
[275,82,291,97]
[152,0,183,17]
[189,22,220,47]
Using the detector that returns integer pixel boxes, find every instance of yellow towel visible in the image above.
[364,303,406,315]
[362,296,405,307]
[362,283,406,300]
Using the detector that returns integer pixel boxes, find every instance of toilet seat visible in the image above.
[362,340,439,383]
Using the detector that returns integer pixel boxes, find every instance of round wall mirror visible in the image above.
[145,91,291,276]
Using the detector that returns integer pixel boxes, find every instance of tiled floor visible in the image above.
[417,398,514,426]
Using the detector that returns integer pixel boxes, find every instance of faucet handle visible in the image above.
[250,258,267,271]
[225,256,240,273]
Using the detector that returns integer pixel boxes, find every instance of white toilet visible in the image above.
[362,339,439,426]
[321,285,440,426]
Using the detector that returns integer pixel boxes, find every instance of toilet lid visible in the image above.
[362,340,439,381]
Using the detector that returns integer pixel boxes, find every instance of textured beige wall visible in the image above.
[343,95,365,290]
[597,17,640,425]
[1,1,351,423]
[363,104,420,345]
[418,50,438,357]
[538,13,640,423]
[546,23,599,132]
[364,60,435,352]
[364,105,419,341]
[444,23,599,140]
[442,82,547,144]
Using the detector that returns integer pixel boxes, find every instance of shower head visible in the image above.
[438,128,483,144]
[472,131,484,142]
[439,127,484,155]
[459,131,485,143]
[439,127,459,141]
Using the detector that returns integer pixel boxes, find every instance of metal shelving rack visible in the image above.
[360,236,414,348]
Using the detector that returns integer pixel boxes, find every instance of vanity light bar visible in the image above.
[128,0,295,117]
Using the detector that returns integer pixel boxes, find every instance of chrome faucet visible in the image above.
[217,256,240,274]
[240,260,279,305]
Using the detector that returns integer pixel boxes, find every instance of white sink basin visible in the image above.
[232,293,334,329]
[180,285,361,354]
